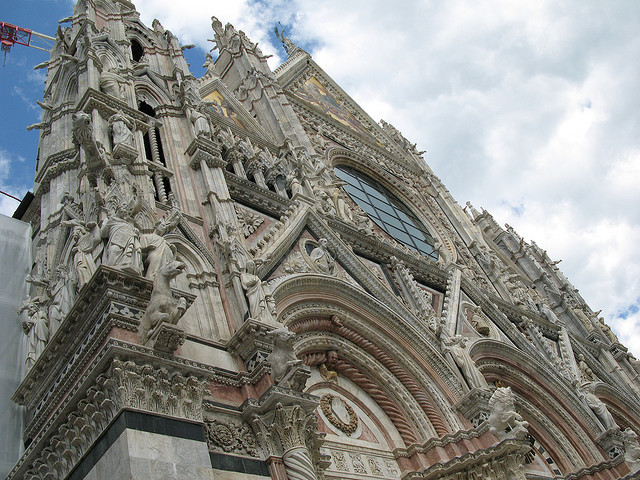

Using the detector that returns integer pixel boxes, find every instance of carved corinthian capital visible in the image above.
[14,359,209,480]
[251,403,319,480]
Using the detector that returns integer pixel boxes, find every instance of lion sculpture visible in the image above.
[488,386,529,441]
[138,259,187,344]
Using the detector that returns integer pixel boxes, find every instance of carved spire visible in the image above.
[275,24,300,58]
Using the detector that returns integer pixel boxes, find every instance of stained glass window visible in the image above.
[335,166,438,260]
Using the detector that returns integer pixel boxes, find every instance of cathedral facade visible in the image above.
[9,0,640,478]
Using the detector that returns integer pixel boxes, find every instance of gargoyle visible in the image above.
[138,259,187,344]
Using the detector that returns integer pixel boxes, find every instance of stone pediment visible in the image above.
[277,57,425,172]
[249,206,419,325]
[199,77,276,145]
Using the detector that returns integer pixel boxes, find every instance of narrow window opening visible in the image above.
[131,39,144,62]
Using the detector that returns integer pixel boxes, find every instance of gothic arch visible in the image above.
[134,80,173,111]
[94,0,120,15]
[168,235,226,340]
[53,69,78,104]
[472,340,608,471]
[306,369,406,479]
[94,37,128,73]
[594,383,640,432]
[327,147,456,264]
[307,377,405,448]
[275,274,466,439]
[124,24,160,52]
[301,334,425,445]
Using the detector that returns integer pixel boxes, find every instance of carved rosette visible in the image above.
[204,417,259,457]
[15,359,208,480]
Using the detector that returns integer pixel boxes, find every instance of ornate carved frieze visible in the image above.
[404,439,531,480]
[7,358,209,480]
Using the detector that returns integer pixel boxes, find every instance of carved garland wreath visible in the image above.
[320,394,358,435]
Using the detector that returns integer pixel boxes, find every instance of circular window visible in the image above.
[335,166,438,260]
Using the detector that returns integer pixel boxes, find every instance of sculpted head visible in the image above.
[326,350,338,369]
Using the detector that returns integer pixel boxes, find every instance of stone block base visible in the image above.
[71,410,214,480]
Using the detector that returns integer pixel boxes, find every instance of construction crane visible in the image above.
[0,21,55,65]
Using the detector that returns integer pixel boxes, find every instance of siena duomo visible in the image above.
[4,0,640,479]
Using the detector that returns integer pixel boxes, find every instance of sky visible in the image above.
[1,0,639,358]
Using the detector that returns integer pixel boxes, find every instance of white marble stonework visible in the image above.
[211,471,270,480]
[9,1,640,479]
[84,430,214,480]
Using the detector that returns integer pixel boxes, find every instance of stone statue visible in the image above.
[443,335,488,389]
[506,275,535,309]
[72,111,106,168]
[108,111,134,148]
[48,264,76,335]
[622,428,640,470]
[319,350,339,382]
[571,304,595,332]
[138,259,188,344]
[309,238,335,275]
[331,188,353,223]
[579,385,617,430]
[286,172,303,198]
[464,201,482,221]
[274,25,298,57]
[99,68,126,100]
[537,302,560,324]
[628,353,640,375]
[598,317,619,343]
[266,327,306,390]
[101,204,143,275]
[190,107,212,139]
[488,387,529,441]
[202,53,217,77]
[577,353,597,382]
[469,305,490,336]
[63,219,102,288]
[141,212,181,279]
[241,260,270,321]
[180,77,201,108]
[215,223,249,276]
[18,296,50,370]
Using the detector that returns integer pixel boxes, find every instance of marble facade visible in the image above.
[8,0,640,479]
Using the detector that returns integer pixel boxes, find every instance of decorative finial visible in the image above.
[274,22,298,57]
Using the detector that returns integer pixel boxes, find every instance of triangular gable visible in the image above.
[276,54,389,144]
[291,75,381,145]
[254,206,414,319]
[198,78,276,144]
